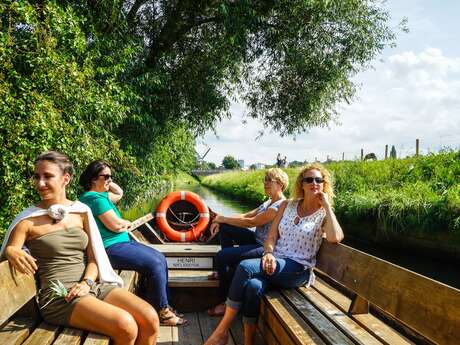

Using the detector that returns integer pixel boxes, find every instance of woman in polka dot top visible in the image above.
[205,163,344,345]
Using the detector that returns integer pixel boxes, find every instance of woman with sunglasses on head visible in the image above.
[1,152,158,345]
[207,168,289,317]
[205,163,344,345]
[79,160,187,326]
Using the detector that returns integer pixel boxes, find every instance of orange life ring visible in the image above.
[155,191,210,242]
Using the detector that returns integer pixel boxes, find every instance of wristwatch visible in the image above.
[83,277,95,288]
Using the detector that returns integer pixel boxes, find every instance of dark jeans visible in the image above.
[106,240,169,310]
[216,223,264,299]
[227,258,310,324]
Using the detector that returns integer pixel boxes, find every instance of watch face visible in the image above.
[85,278,95,286]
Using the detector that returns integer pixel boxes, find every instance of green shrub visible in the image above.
[202,151,460,236]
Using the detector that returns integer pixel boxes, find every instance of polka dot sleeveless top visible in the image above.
[273,200,325,268]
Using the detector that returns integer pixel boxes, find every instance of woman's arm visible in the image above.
[108,182,123,204]
[209,206,262,236]
[66,214,98,302]
[214,207,278,229]
[318,192,344,243]
[262,200,288,275]
[263,200,287,256]
[4,220,38,275]
[98,210,131,232]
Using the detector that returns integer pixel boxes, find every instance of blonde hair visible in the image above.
[292,163,334,206]
[265,168,289,191]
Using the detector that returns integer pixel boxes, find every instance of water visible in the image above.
[178,184,460,290]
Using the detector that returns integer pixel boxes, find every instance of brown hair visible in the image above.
[34,151,74,177]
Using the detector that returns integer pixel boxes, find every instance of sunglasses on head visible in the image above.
[302,177,324,184]
[99,174,112,181]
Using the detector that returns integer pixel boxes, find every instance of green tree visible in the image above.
[222,156,240,170]
[207,162,217,170]
[0,0,402,238]
[249,164,258,170]
[288,160,306,168]
[70,0,402,136]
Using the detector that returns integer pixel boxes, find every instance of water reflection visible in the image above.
[173,184,254,216]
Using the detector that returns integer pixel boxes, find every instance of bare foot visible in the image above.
[204,330,229,345]
[207,302,226,317]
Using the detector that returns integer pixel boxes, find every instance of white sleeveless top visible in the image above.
[273,200,325,268]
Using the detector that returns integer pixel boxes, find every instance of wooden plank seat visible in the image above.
[258,241,460,345]
[0,259,138,345]
[168,270,219,288]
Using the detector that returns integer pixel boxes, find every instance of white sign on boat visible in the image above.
[166,256,213,269]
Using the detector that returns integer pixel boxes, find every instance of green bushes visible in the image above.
[202,151,460,238]
[0,3,195,242]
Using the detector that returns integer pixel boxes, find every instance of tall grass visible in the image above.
[202,151,460,239]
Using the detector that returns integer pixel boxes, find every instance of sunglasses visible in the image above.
[302,177,324,184]
[263,177,278,184]
[98,174,112,181]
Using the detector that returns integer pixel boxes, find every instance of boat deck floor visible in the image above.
[158,312,265,345]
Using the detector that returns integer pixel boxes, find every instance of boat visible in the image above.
[1,190,459,344]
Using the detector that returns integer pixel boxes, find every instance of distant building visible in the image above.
[237,159,245,168]
[255,162,266,169]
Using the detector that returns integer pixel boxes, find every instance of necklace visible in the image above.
[294,202,319,225]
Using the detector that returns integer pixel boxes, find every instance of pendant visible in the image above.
[294,216,300,225]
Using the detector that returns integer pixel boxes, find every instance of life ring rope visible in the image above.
[168,208,201,225]
[155,191,210,242]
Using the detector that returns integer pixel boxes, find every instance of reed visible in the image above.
[202,151,460,238]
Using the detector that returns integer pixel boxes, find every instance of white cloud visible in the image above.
[199,47,460,165]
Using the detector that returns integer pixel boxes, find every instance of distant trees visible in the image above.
[249,164,258,170]
[288,160,307,168]
[222,155,240,170]
[195,161,217,170]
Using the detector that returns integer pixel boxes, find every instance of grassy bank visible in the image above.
[121,172,200,221]
[202,151,460,246]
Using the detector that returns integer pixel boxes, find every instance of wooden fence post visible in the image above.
[416,139,420,156]
[361,149,364,161]
[385,145,388,159]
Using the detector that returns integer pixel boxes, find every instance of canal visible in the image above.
[174,182,460,290]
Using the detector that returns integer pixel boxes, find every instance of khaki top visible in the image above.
[27,227,88,291]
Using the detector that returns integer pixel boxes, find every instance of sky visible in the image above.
[195,0,460,167]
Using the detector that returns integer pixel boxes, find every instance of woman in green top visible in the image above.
[79,160,186,326]
[4,151,158,345]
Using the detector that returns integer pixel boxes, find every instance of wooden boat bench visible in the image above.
[258,241,460,345]
[0,259,138,345]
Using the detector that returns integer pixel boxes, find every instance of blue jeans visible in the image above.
[218,223,258,248]
[106,241,169,310]
[226,258,310,324]
[216,224,264,299]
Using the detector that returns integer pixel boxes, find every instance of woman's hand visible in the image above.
[209,222,220,237]
[214,215,223,223]
[316,191,331,208]
[5,246,37,276]
[121,219,132,230]
[262,253,277,275]
[65,281,91,302]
